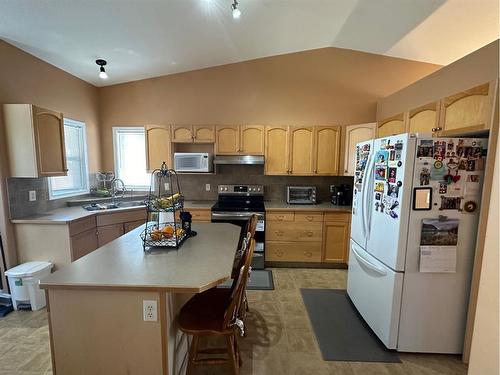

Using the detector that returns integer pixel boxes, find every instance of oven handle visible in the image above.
[211,212,264,221]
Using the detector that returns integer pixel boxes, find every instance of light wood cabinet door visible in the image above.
[408,102,440,135]
[314,126,341,175]
[376,113,406,138]
[240,125,265,155]
[145,125,171,171]
[124,220,144,233]
[343,123,375,176]
[440,83,494,135]
[266,241,321,262]
[171,125,193,143]
[322,221,350,263]
[264,126,289,175]
[215,126,239,154]
[193,125,215,143]
[289,126,314,175]
[32,106,67,176]
[70,228,98,261]
[97,223,125,247]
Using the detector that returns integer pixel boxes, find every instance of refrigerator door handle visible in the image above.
[364,152,376,239]
[360,151,373,239]
[352,245,387,276]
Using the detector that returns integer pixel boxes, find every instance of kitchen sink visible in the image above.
[83,200,145,211]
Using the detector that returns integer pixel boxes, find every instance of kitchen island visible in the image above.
[40,222,241,375]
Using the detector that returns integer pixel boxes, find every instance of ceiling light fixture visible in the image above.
[231,0,241,19]
[95,59,108,79]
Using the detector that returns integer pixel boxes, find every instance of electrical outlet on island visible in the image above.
[143,300,158,322]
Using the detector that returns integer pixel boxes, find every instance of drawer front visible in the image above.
[176,209,211,222]
[96,209,147,226]
[266,241,321,262]
[324,212,350,223]
[124,220,145,233]
[266,211,294,222]
[70,227,98,261]
[266,222,322,242]
[68,216,96,236]
[295,212,324,222]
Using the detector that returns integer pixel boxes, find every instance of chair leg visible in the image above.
[187,335,199,375]
[226,334,239,375]
[244,291,249,312]
[236,335,243,367]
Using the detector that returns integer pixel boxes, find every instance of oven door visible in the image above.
[211,211,265,269]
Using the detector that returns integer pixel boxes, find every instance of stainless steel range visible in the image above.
[211,185,265,269]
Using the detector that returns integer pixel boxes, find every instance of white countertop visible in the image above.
[40,222,240,292]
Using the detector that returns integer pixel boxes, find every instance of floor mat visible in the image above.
[218,269,274,290]
[301,288,400,362]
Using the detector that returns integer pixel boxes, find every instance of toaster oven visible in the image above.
[286,186,317,204]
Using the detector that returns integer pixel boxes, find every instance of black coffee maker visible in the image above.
[330,184,352,206]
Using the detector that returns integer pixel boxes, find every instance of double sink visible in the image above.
[83,200,146,211]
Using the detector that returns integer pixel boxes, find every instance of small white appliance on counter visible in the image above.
[173,152,213,173]
[347,133,487,353]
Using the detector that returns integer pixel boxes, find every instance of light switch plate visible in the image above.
[205,184,211,191]
[29,190,36,201]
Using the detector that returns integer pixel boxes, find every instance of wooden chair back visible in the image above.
[224,239,255,329]
[248,214,258,239]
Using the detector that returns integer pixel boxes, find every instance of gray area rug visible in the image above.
[301,289,400,362]
[219,269,274,290]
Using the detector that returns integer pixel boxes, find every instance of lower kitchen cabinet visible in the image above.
[322,220,350,263]
[265,209,351,266]
[70,227,98,261]
[97,223,125,247]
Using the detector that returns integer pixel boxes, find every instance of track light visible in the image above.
[231,0,241,19]
[95,59,108,80]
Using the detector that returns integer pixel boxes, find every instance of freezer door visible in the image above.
[397,137,486,353]
[365,134,416,271]
[347,240,404,349]
[350,140,374,249]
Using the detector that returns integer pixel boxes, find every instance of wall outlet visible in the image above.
[28,190,36,201]
[205,183,211,191]
[143,300,158,322]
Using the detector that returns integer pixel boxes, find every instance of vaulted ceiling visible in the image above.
[0,0,498,86]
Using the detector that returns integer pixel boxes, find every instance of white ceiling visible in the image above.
[0,0,498,87]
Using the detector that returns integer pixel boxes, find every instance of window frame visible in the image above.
[112,126,150,190]
[48,118,90,200]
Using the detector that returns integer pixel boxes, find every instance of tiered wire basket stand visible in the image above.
[141,162,187,251]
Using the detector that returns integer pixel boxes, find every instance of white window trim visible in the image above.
[112,127,150,190]
[48,118,90,200]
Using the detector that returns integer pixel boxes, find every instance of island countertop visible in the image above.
[40,222,240,293]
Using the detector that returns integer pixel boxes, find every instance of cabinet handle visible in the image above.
[275,230,284,236]
[345,169,348,173]
[305,215,314,221]
[304,251,312,257]
[276,250,284,257]
[314,170,317,174]
[432,127,442,132]
[276,215,285,221]
[303,231,314,237]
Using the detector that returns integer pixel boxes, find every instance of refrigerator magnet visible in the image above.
[463,201,478,213]
[417,140,434,157]
[375,182,385,192]
[375,150,389,164]
[419,168,431,186]
[440,196,462,210]
[413,187,433,210]
[388,184,399,198]
[375,167,387,180]
[388,168,397,183]
[439,183,448,194]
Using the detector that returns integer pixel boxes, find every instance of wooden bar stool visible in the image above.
[179,239,255,375]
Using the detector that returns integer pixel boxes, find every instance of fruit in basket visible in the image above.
[161,225,174,238]
[157,193,181,209]
[150,229,163,241]
[176,228,185,237]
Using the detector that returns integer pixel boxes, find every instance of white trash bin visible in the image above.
[5,261,53,311]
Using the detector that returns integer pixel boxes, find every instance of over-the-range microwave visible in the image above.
[174,153,214,173]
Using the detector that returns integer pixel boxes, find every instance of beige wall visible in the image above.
[0,39,101,271]
[98,47,441,170]
[377,40,499,120]
[467,125,499,375]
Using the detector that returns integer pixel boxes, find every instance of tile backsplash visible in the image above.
[7,166,353,218]
[177,165,353,202]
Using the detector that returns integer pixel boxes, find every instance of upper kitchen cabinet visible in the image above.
[3,104,67,177]
[376,113,406,138]
[342,123,375,176]
[439,82,497,135]
[171,125,215,143]
[145,125,171,172]
[215,125,239,154]
[264,126,289,175]
[215,125,265,155]
[289,126,315,175]
[408,102,440,135]
[240,125,265,155]
[314,126,341,176]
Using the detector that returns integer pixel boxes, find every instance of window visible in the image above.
[48,119,89,199]
[113,127,150,189]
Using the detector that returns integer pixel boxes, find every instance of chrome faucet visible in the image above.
[111,178,126,205]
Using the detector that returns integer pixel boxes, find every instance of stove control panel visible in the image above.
[218,184,264,196]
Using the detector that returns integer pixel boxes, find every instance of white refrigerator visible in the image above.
[347,133,487,353]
